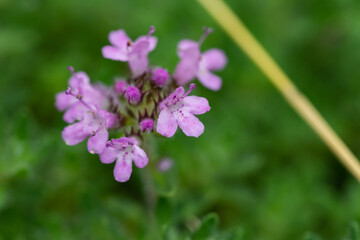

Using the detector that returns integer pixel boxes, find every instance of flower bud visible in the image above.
[140,118,154,132]
[151,68,170,87]
[124,85,141,105]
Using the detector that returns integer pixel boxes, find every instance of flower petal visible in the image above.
[63,102,86,123]
[183,96,210,115]
[104,112,118,129]
[109,30,130,50]
[69,71,90,89]
[174,58,199,86]
[128,41,150,77]
[102,46,129,61]
[176,111,204,137]
[99,147,118,164]
[201,49,227,71]
[156,109,178,137]
[197,70,222,91]
[135,36,158,52]
[177,39,199,58]
[62,121,90,145]
[87,128,108,154]
[114,158,133,182]
[132,146,148,168]
[55,92,75,111]
[174,45,200,86]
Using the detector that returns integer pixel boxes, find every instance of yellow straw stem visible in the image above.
[197,0,360,182]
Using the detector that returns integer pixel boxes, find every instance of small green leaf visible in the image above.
[193,213,219,240]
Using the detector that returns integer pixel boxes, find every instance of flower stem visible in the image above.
[197,0,360,182]
[140,135,159,239]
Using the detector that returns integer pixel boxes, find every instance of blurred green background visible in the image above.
[1,0,360,239]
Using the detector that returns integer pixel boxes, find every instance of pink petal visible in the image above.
[63,102,86,123]
[104,112,118,129]
[197,70,222,91]
[114,158,133,182]
[128,41,150,77]
[108,30,130,50]
[174,58,199,86]
[201,49,227,71]
[69,71,90,89]
[132,146,148,168]
[135,36,158,52]
[176,111,204,137]
[174,45,201,86]
[156,109,178,138]
[102,46,129,61]
[87,128,108,154]
[183,96,210,115]
[99,147,118,164]
[83,87,105,106]
[177,39,199,58]
[62,122,90,145]
[55,92,75,111]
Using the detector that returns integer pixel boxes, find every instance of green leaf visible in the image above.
[303,232,322,240]
[344,222,360,240]
[193,213,219,240]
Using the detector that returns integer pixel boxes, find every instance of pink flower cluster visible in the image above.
[55,26,227,182]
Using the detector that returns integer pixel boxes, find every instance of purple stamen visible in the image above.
[183,83,196,97]
[65,87,96,111]
[148,26,155,37]
[198,26,214,45]
[65,87,72,95]
[106,140,114,148]
[91,125,106,137]
[79,100,96,112]
[65,87,82,99]
[67,66,75,75]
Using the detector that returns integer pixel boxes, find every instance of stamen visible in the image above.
[106,140,114,148]
[67,66,75,75]
[148,25,155,37]
[65,86,95,111]
[65,87,72,95]
[198,26,214,45]
[91,125,105,137]
[184,83,196,97]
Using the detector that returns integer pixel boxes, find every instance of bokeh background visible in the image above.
[1,0,360,239]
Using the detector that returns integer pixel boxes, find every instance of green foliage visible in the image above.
[1,0,360,239]
[193,213,219,240]
[344,222,360,240]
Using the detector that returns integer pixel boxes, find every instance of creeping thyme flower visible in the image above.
[56,26,226,182]
[102,26,157,77]
[100,137,148,182]
[156,83,210,137]
[174,28,227,91]
[55,68,104,123]
[62,103,117,154]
